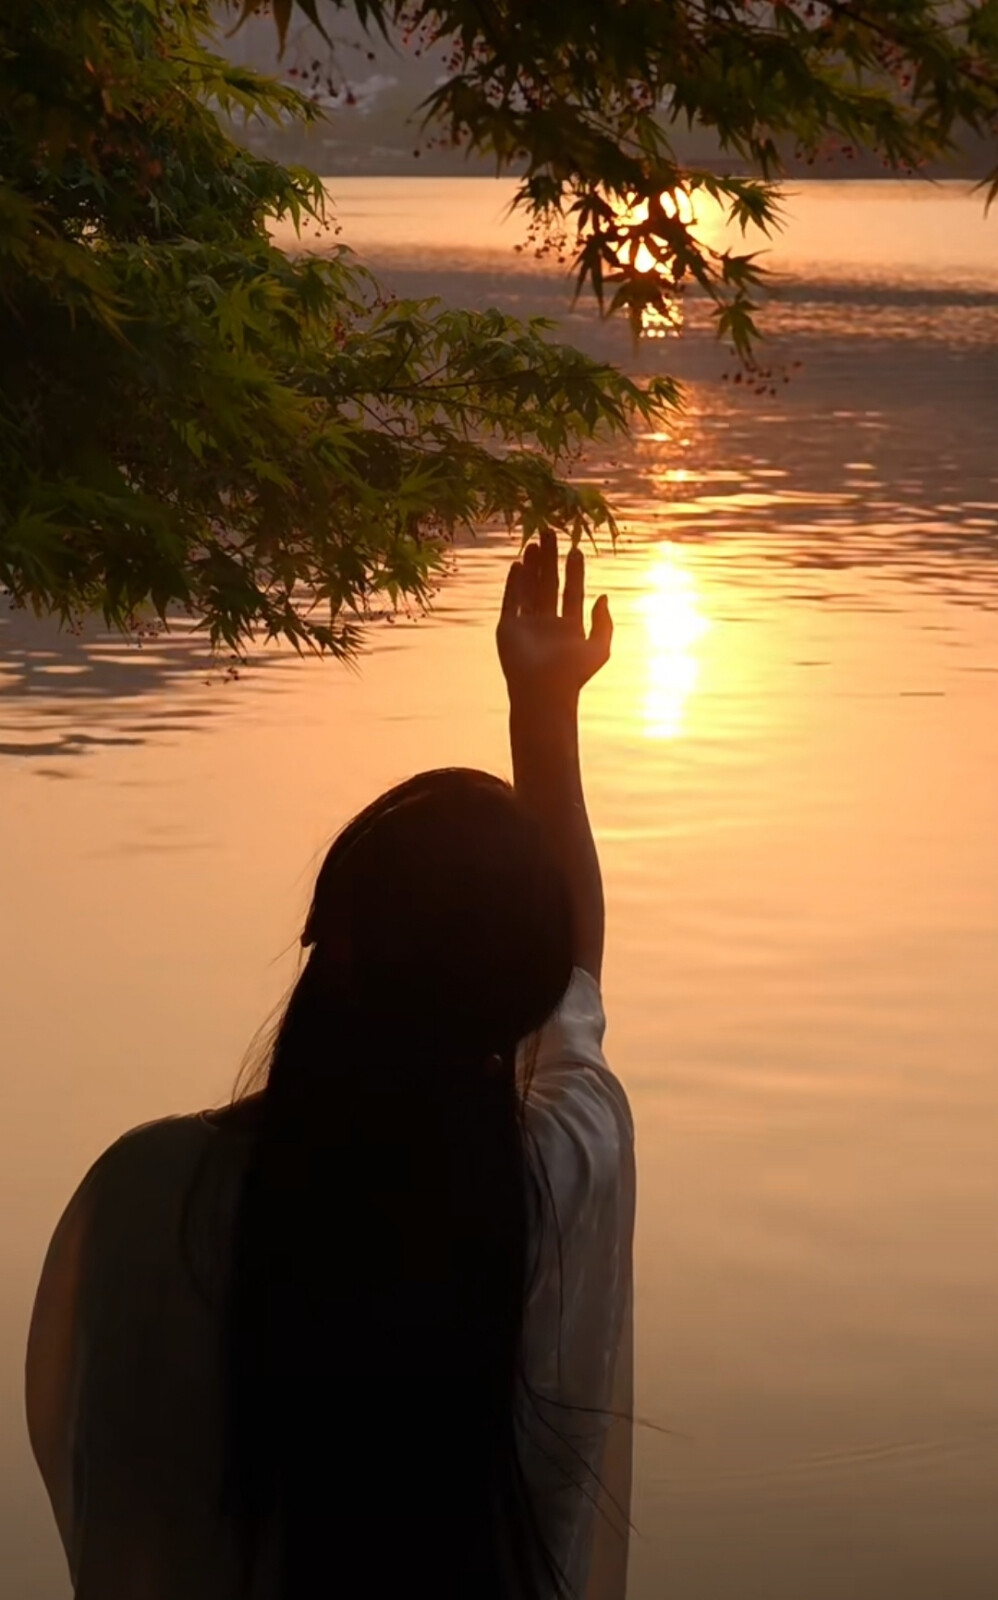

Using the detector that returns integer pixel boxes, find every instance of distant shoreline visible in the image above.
[230,125,994,186]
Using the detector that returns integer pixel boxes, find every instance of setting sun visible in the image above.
[609,188,699,338]
[622,187,698,276]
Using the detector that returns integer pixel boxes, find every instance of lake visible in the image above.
[2,180,997,1599]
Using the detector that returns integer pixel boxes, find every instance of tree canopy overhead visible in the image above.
[249,0,998,333]
[2,0,995,652]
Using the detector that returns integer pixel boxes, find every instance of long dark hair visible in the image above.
[224,768,574,1598]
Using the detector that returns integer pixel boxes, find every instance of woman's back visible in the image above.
[33,971,633,1600]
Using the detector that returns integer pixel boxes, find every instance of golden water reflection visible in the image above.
[639,545,710,739]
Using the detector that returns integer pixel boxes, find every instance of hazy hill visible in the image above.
[220,11,994,180]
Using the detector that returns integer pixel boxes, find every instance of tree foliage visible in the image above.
[2,1,995,651]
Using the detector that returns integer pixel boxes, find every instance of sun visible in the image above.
[610,187,697,338]
[621,187,697,276]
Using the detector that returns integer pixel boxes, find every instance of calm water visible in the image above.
[2,181,997,1598]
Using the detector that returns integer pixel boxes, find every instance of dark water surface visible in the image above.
[2,181,997,1598]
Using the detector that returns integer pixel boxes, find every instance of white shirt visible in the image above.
[27,968,635,1599]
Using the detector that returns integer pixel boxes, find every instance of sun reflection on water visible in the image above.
[639,547,710,739]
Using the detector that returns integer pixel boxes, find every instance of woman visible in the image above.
[26,533,635,1600]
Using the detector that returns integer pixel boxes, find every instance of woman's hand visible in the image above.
[497,529,613,711]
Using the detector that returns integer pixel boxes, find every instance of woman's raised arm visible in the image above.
[496,529,612,984]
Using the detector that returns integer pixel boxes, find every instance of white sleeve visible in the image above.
[519,969,635,1600]
[526,966,633,1138]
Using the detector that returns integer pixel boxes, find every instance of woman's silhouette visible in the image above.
[26,533,635,1599]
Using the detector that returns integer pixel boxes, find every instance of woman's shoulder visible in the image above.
[88,1096,262,1174]
[89,1110,214,1180]
[59,1112,220,1243]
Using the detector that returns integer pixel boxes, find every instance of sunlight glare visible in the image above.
[639,547,710,740]
[611,187,696,338]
